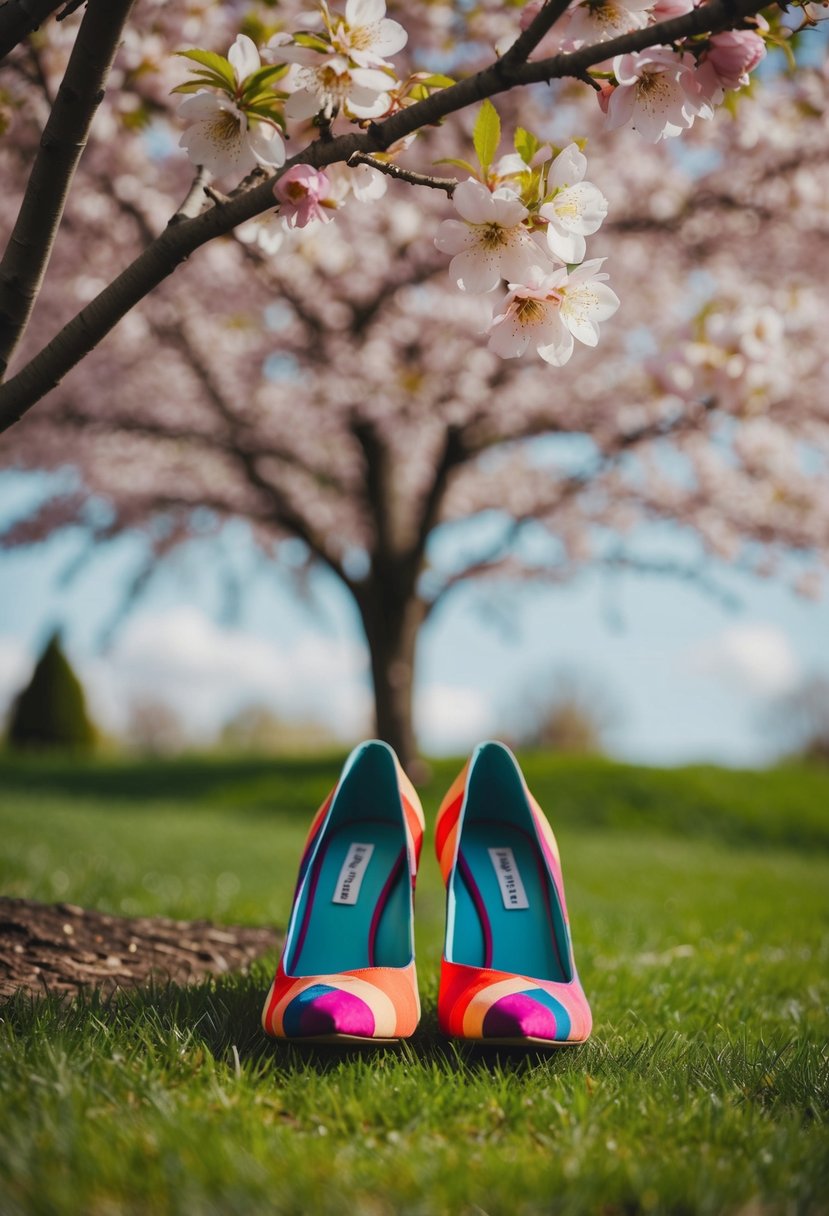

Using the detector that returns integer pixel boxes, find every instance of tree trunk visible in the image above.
[358,582,426,772]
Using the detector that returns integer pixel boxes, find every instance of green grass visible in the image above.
[1,753,828,1215]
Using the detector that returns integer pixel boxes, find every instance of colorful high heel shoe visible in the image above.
[435,741,592,1046]
[262,740,424,1042]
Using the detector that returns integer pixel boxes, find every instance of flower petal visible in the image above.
[178,91,224,120]
[371,19,408,57]
[248,122,286,167]
[450,247,503,293]
[346,0,386,25]
[347,88,390,118]
[351,67,395,92]
[545,225,585,263]
[228,34,260,82]
[285,88,323,120]
[487,309,533,359]
[546,142,587,190]
[434,219,475,255]
[452,179,496,225]
[537,326,574,365]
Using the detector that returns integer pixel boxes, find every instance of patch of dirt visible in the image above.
[0,897,281,1000]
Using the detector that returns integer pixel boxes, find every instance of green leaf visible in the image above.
[420,73,456,88]
[434,156,479,177]
[293,32,331,52]
[240,64,288,101]
[514,126,541,165]
[171,69,233,93]
[170,81,213,95]
[176,49,236,89]
[473,99,501,173]
[245,102,287,130]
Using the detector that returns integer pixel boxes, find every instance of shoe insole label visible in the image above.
[332,842,375,905]
[487,846,529,910]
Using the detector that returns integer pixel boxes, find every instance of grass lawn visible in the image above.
[1,753,827,1215]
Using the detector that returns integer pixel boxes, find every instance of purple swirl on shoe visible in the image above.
[283,983,376,1038]
[482,989,570,1041]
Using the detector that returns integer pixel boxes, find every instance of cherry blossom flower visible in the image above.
[651,0,694,17]
[274,164,336,228]
[179,92,284,177]
[266,37,394,120]
[487,261,620,365]
[564,0,653,49]
[329,0,408,69]
[435,180,548,293]
[605,49,715,141]
[538,143,609,264]
[178,34,285,177]
[699,29,766,98]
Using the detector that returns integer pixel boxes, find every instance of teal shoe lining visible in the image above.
[454,821,568,981]
[286,742,411,976]
[447,742,572,983]
[290,822,407,975]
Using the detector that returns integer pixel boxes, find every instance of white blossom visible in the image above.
[435,179,549,294]
[539,144,609,264]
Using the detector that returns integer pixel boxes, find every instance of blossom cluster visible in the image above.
[175,0,422,185]
[435,120,619,366]
[173,0,771,366]
[516,0,767,143]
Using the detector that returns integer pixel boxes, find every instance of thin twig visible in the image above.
[348,152,458,196]
[204,185,231,207]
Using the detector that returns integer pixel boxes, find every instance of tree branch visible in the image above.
[347,152,457,195]
[0,0,64,62]
[497,0,573,71]
[0,0,772,432]
[0,0,136,379]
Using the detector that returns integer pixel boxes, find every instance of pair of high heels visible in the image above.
[261,740,591,1047]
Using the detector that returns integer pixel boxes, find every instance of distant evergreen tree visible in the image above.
[6,632,96,751]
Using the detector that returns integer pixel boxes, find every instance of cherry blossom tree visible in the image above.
[1,0,828,763]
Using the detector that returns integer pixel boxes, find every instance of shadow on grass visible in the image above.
[3,968,825,1115]
[0,966,588,1079]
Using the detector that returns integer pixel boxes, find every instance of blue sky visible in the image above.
[1,470,826,764]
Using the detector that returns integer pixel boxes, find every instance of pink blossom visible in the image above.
[487,260,620,365]
[651,0,695,18]
[274,165,335,229]
[702,29,766,91]
[563,0,652,50]
[606,48,715,141]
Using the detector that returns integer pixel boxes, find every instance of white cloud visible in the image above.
[685,623,801,698]
[416,682,495,756]
[85,606,372,740]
